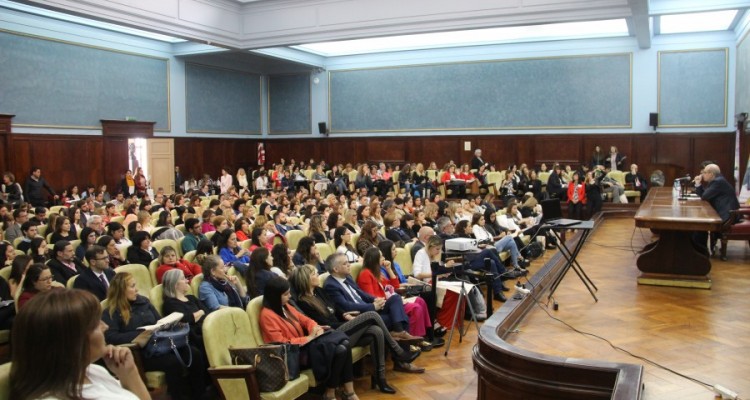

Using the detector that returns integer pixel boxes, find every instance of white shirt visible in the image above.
[38,364,139,400]
[412,248,433,281]
[336,245,359,263]
[472,225,493,243]
[497,214,521,232]
[220,174,233,194]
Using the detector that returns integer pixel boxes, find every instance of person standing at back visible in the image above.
[24,167,58,207]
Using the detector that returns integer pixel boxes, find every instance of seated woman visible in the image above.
[200,210,216,234]
[271,243,292,278]
[107,221,133,250]
[18,263,57,309]
[216,228,250,276]
[49,216,75,245]
[307,214,328,243]
[77,227,99,260]
[411,236,466,329]
[234,218,252,242]
[97,235,127,269]
[162,269,209,352]
[246,247,277,298]
[0,274,13,330]
[248,227,274,252]
[260,276,361,400]
[8,255,32,298]
[356,220,381,256]
[103,272,207,400]
[334,226,360,263]
[156,245,202,284]
[126,231,158,267]
[292,236,325,273]
[197,254,248,312]
[440,164,466,198]
[343,209,361,234]
[290,264,423,387]
[152,211,184,241]
[357,247,433,350]
[10,289,149,400]
[29,237,49,264]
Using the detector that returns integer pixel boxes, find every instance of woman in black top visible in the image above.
[161,269,209,351]
[289,264,422,392]
[126,231,158,266]
[103,272,207,400]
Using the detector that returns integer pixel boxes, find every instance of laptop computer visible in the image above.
[540,199,580,227]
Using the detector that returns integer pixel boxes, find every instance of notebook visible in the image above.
[540,199,580,227]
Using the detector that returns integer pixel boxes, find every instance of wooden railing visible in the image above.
[473,211,644,400]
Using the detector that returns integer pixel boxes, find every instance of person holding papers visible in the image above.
[102,272,207,400]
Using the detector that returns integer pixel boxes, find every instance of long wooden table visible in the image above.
[634,187,722,288]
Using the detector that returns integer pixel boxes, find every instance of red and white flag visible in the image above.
[257,142,266,166]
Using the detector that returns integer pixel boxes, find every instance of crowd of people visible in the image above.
[0,148,658,399]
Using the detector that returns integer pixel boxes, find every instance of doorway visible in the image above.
[127,138,175,194]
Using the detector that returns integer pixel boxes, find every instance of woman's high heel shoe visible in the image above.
[371,374,397,394]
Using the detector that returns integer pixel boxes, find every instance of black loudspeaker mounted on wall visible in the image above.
[318,122,328,135]
[649,113,658,129]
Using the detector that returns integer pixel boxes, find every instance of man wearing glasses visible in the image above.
[74,245,116,300]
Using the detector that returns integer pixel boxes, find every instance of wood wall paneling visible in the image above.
[0,131,737,197]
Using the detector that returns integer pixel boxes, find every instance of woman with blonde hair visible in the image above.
[136,210,152,233]
[11,289,150,400]
[307,213,328,243]
[103,272,207,400]
[236,168,249,195]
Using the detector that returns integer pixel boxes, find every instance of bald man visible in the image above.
[411,226,435,261]
[692,164,739,257]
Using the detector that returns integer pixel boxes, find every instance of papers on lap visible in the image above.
[137,312,183,331]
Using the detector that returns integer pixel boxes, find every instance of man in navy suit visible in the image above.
[73,245,115,301]
[323,253,418,340]
[692,164,740,257]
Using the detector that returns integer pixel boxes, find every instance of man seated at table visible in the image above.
[625,164,648,199]
[691,164,739,257]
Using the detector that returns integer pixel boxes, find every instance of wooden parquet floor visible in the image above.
[355,216,750,400]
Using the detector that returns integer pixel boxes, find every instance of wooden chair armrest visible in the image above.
[208,365,260,400]
[118,343,146,385]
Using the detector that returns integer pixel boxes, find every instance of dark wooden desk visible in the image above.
[634,187,722,288]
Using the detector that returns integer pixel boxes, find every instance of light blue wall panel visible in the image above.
[658,49,727,127]
[268,74,311,134]
[0,30,169,129]
[185,63,261,134]
[329,54,631,132]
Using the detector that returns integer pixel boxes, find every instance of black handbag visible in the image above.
[143,322,192,367]
[230,343,300,392]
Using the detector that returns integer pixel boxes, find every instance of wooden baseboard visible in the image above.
[637,273,712,289]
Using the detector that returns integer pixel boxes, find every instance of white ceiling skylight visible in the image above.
[660,10,738,34]
[0,0,187,43]
[292,19,629,57]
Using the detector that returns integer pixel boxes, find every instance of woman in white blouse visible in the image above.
[219,167,233,195]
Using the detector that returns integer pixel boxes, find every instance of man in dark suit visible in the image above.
[48,240,85,285]
[323,253,416,338]
[274,211,299,236]
[625,164,648,199]
[3,208,27,245]
[74,245,115,300]
[692,164,740,256]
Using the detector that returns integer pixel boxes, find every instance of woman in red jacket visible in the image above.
[566,171,587,220]
[356,247,433,350]
[155,246,202,284]
[260,277,360,400]
[439,163,466,198]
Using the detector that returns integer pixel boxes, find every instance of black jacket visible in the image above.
[48,258,85,286]
[696,175,740,222]
[73,267,116,301]
[24,176,56,206]
[127,246,158,266]
[102,295,160,345]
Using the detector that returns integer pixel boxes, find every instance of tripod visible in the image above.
[442,268,480,357]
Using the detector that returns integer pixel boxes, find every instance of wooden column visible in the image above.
[0,114,14,173]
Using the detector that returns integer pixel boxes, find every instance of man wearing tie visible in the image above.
[323,253,420,341]
[74,245,115,300]
[625,164,648,199]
